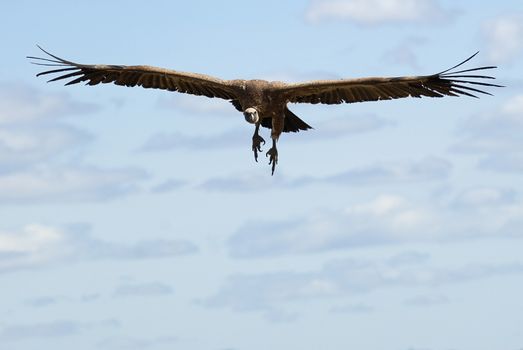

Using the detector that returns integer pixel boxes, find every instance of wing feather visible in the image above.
[28,46,239,101]
[276,52,502,104]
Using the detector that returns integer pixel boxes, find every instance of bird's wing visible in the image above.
[274,52,502,104]
[28,46,239,100]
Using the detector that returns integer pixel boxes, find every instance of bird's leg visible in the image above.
[265,138,278,175]
[251,123,265,162]
[265,114,284,175]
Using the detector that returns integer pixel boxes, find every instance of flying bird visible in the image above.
[28,47,501,174]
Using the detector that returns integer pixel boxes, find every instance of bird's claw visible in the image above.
[252,134,265,162]
[266,147,278,175]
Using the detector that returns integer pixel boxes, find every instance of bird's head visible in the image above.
[243,108,259,124]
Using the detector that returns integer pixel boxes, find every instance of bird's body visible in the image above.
[28,47,501,174]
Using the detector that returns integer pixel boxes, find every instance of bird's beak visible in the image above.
[244,111,258,124]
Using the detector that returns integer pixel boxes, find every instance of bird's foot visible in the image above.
[266,146,278,175]
[252,134,265,162]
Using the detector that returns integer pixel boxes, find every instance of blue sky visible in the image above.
[1,0,523,349]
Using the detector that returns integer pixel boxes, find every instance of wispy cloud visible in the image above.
[452,187,516,209]
[0,124,92,172]
[403,294,449,307]
[0,82,98,125]
[305,0,455,25]
[141,113,390,152]
[301,156,451,185]
[202,256,523,317]
[97,335,178,350]
[228,195,437,258]
[329,303,374,314]
[483,14,523,64]
[0,165,147,204]
[452,94,523,173]
[228,190,523,258]
[200,156,451,192]
[304,113,393,140]
[0,319,119,342]
[141,128,249,152]
[150,178,186,194]
[25,296,64,308]
[381,37,428,69]
[0,224,198,274]
[24,294,101,307]
[113,282,174,298]
[479,153,523,173]
[0,82,98,175]
[0,81,147,203]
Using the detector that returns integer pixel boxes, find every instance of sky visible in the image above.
[1,0,523,349]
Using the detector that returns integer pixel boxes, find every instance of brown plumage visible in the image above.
[28,46,502,174]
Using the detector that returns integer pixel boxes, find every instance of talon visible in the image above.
[252,134,265,162]
[266,147,278,175]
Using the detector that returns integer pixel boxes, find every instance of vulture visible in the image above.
[28,46,501,174]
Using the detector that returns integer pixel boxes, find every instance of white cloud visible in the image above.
[25,296,63,308]
[346,194,405,216]
[0,82,102,176]
[0,165,147,204]
[346,195,431,230]
[0,319,119,341]
[141,113,390,153]
[0,225,67,272]
[97,335,178,349]
[228,194,437,258]
[0,81,151,203]
[452,95,523,173]
[0,224,198,274]
[403,294,449,307]
[305,0,453,24]
[483,15,523,63]
[202,257,523,317]
[479,153,523,173]
[308,113,393,140]
[113,282,174,298]
[141,128,248,152]
[200,156,451,192]
[228,190,523,258]
[381,37,428,69]
[329,303,374,314]
[0,125,91,171]
[150,178,186,194]
[0,224,62,253]
[0,82,98,125]
[502,94,523,116]
[453,187,516,208]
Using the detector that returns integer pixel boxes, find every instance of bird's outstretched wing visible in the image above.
[28,46,239,100]
[275,52,502,104]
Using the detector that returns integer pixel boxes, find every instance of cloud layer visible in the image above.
[0,82,98,125]
[0,165,147,204]
[483,14,523,64]
[0,319,119,342]
[305,0,454,24]
[141,113,390,153]
[113,282,174,298]
[203,255,523,318]
[452,94,523,173]
[228,189,522,258]
[0,224,198,274]
[199,156,451,192]
[0,82,149,203]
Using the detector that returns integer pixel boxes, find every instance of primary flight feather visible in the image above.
[28,46,502,174]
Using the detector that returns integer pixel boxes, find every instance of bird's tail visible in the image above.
[283,107,313,132]
[261,107,313,132]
